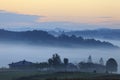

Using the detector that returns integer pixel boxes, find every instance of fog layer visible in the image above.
[0,39,120,72]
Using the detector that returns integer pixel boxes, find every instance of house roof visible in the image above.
[9,60,33,66]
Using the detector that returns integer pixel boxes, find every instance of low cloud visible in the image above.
[96,16,112,19]
[0,10,120,30]
[0,10,42,23]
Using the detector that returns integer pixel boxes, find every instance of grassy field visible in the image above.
[0,71,120,80]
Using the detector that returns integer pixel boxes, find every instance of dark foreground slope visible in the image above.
[0,29,118,48]
[14,72,120,80]
[0,71,120,80]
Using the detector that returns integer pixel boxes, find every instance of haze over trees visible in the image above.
[9,54,118,73]
[0,29,118,49]
[50,28,120,40]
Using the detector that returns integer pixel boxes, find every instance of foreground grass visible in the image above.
[15,72,120,80]
[0,71,120,80]
[15,72,103,80]
[0,70,50,80]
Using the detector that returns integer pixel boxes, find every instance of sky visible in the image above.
[0,0,120,30]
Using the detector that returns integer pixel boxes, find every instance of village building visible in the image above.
[9,60,34,69]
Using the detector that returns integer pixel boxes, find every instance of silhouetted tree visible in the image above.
[52,53,62,65]
[99,58,104,65]
[48,58,53,65]
[88,55,92,63]
[106,58,118,73]
[64,58,69,65]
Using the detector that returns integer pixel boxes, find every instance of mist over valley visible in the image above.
[0,29,120,73]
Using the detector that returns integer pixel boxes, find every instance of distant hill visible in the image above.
[0,29,118,49]
[48,28,120,40]
[61,29,120,40]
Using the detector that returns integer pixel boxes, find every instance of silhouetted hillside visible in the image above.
[0,29,118,48]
